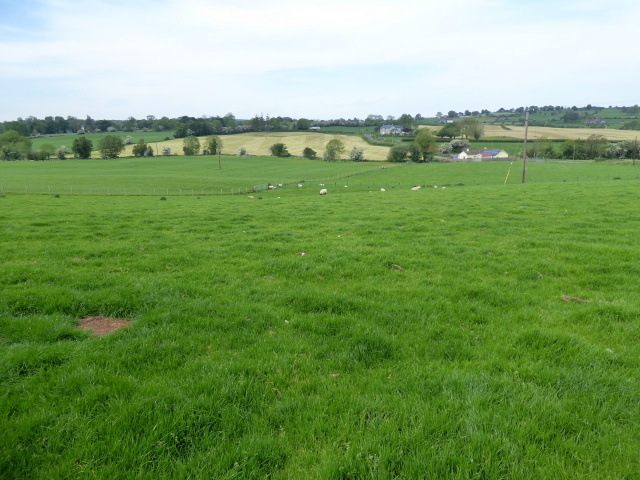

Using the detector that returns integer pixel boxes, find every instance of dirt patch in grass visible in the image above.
[77,316,130,336]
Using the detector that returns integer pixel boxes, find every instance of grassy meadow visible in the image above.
[1,158,640,479]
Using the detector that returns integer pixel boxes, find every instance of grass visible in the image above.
[1,160,640,479]
[0,155,390,195]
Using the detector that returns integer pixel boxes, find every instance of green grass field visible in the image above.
[1,158,640,479]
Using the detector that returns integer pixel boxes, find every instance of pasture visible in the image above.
[1,158,640,479]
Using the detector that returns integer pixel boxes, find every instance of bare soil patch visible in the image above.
[77,316,130,336]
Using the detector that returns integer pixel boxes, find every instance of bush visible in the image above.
[349,147,365,162]
[237,146,247,156]
[132,139,148,157]
[56,146,67,160]
[302,147,317,160]
[269,143,290,157]
[387,144,410,162]
[162,146,172,156]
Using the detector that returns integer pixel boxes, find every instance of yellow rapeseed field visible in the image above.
[124,132,391,160]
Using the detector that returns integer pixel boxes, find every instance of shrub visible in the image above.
[269,143,290,157]
[125,136,133,145]
[302,147,317,160]
[56,146,67,160]
[387,144,410,162]
[237,146,247,156]
[162,146,171,156]
[132,139,148,157]
[349,147,365,162]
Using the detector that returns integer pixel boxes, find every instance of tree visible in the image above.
[98,135,125,159]
[56,146,67,160]
[323,138,345,161]
[72,137,93,159]
[349,147,365,162]
[0,130,32,160]
[132,139,148,157]
[296,118,311,130]
[387,144,410,162]
[183,136,200,156]
[162,146,172,156]
[269,143,290,157]
[584,134,607,159]
[173,123,188,138]
[458,118,484,140]
[302,147,317,160]
[236,146,247,156]
[206,136,223,155]
[414,128,437,162]
[40,143,56,159]
[397,113,415,130]
[450,139,470,153]
[447,110,459,118]
[437,123,461,139]
[563,111,580,123]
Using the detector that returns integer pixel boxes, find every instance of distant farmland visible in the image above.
[420,125,640,141]
[124,132,391,161]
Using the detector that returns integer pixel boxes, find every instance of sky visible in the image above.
[1,0,639,121]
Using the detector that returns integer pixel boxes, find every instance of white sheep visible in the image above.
[297,184,303,188]
[319,189,328,195]
[411,186,421,191]
[268,185,276,190]
[380,188,386,192]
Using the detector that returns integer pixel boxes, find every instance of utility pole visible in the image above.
[521,108,529,183]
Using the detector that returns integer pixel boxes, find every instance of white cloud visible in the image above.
[0,0,638,120]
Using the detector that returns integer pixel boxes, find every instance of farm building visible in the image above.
[451,149,508,161]
[379,125,403,135]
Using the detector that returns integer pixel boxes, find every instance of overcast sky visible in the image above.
[1,0,639,121]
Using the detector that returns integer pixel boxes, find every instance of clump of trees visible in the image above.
[269,143,290,157]
[0,130,32,160]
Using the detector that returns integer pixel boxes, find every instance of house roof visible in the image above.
[380,124,402,129]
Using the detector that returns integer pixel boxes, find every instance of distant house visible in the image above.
[451,151,468,160]
[309,126,321,131]
[379,124,403,135]
[452,149,508,161]
[585,118,605,124]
